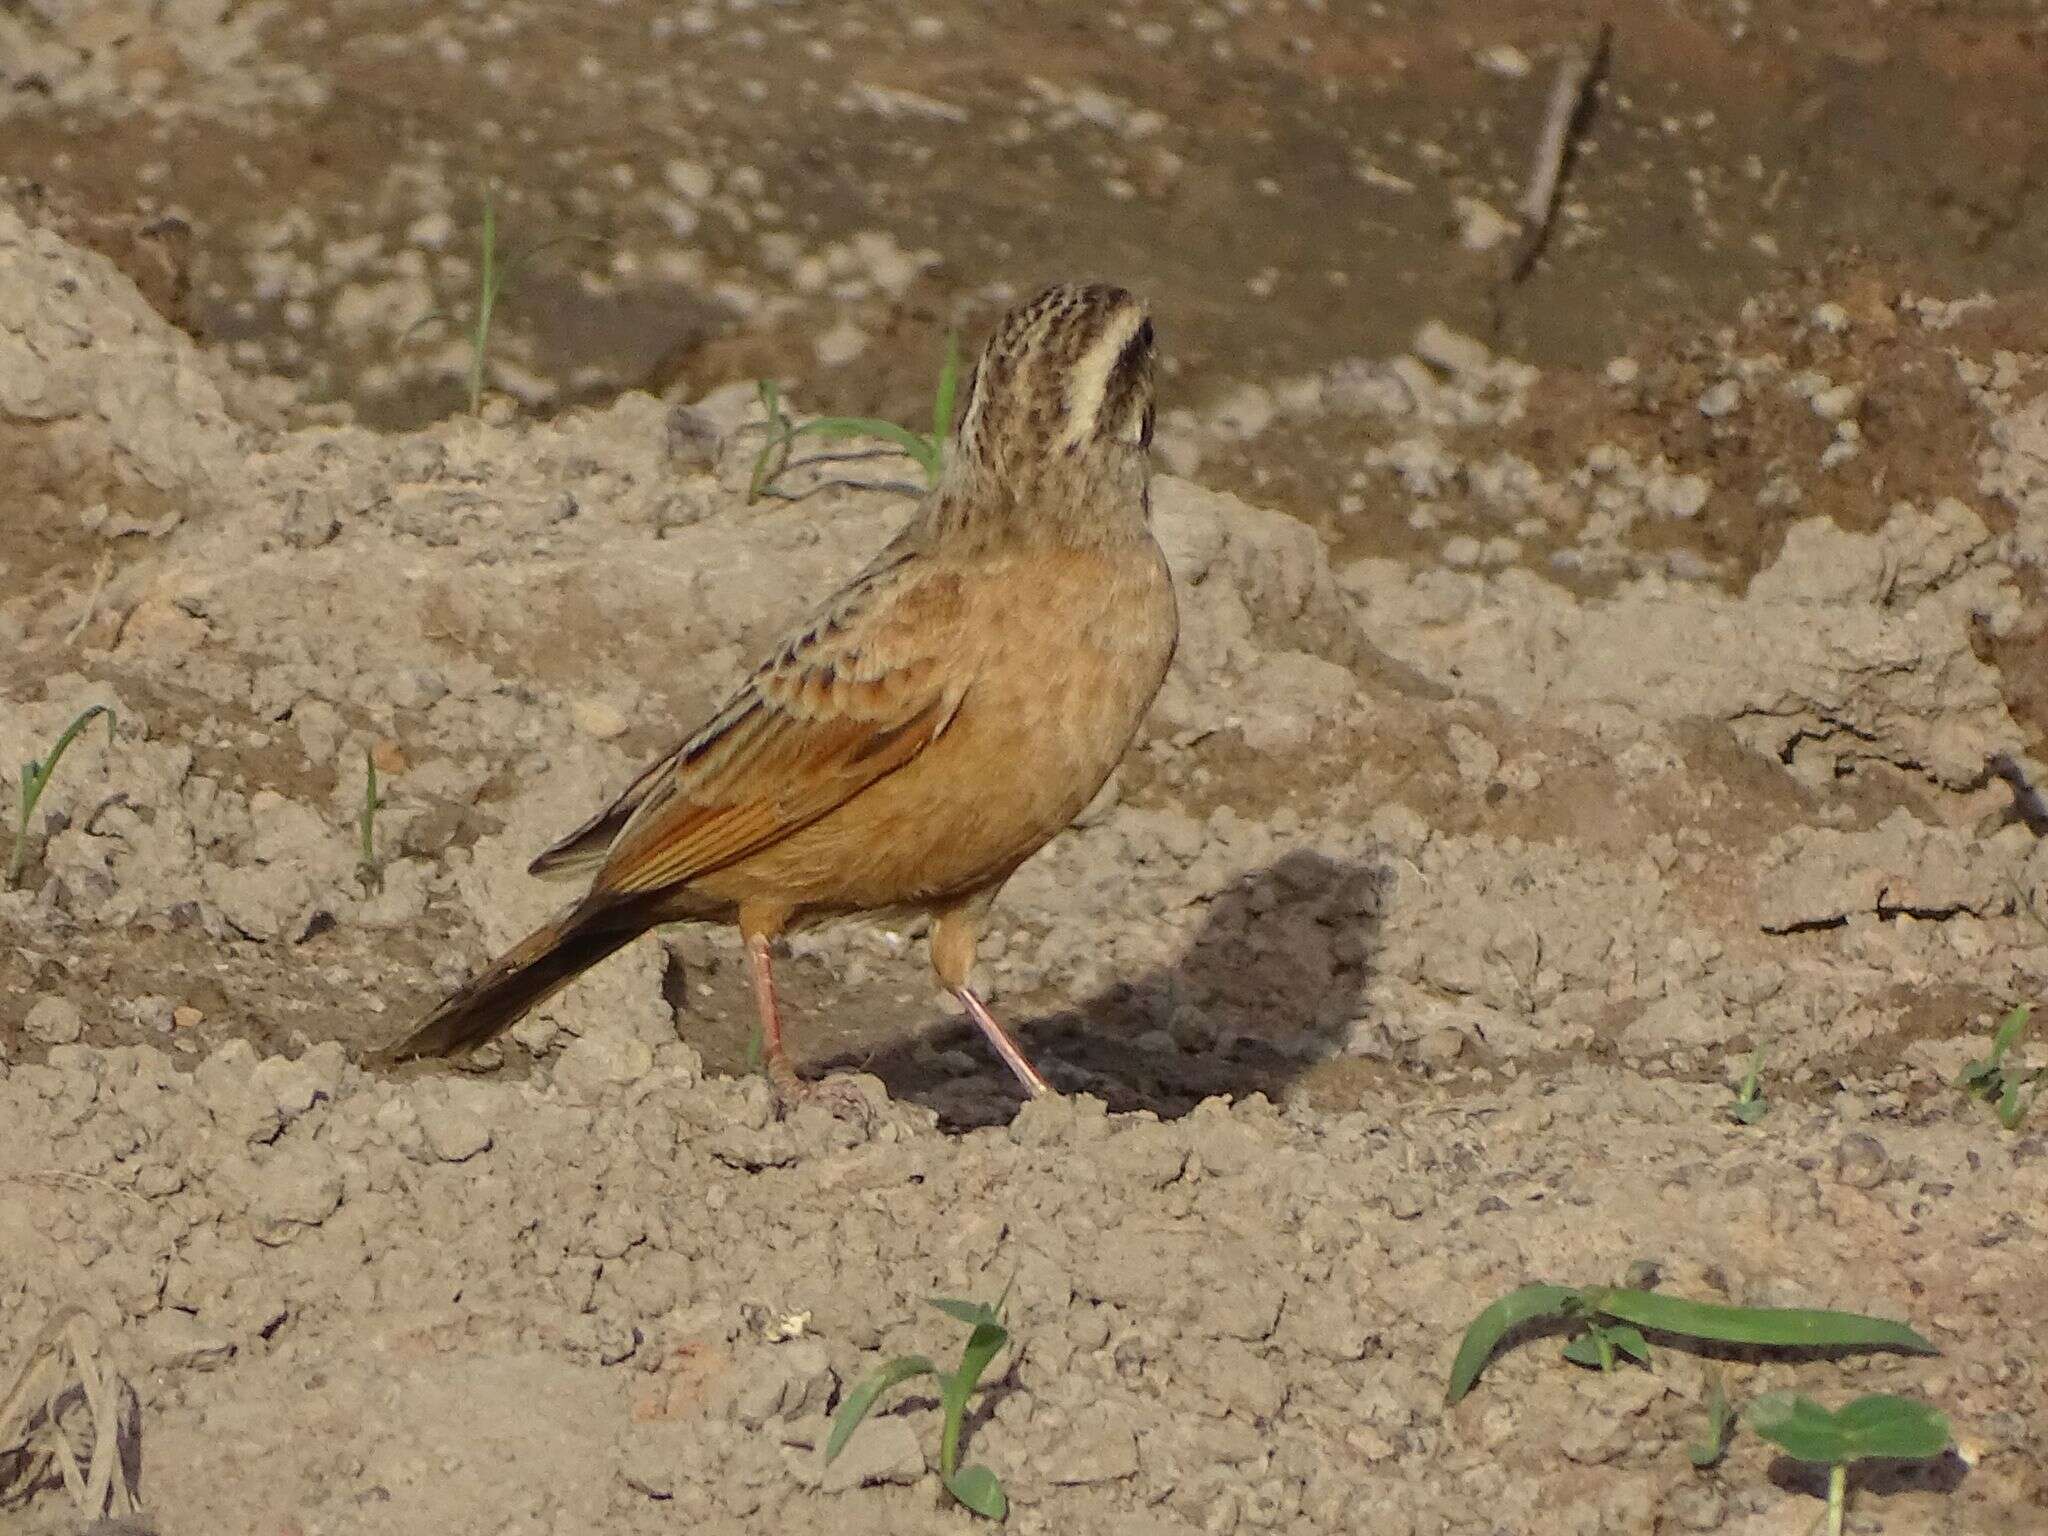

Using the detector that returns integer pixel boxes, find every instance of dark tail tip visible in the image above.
[367,918,638,1068]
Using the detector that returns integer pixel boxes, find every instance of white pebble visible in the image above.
[1473,43,1533,79]
[1698,380,1742,418]
[1811,383,1861,421]
[1456,197,1519,253]
[1810,301,1851,334]
[813,320,870,368]
[663,160,715,201]
[1646,471,1710,520]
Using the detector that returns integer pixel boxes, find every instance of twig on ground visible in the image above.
[1506,23,1613,285]
[65,552,114,646]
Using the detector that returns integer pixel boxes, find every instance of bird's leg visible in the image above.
[954,986,1052,1100]
[931,902,1054,1100]
[742,916,875,1124]
[742,928,806,1102]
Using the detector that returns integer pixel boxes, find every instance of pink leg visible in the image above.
[955,987,1053,1100]
[746,929,873,1122]
[745,930,805,1100]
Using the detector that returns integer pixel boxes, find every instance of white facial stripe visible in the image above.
[1056,306,1145,450]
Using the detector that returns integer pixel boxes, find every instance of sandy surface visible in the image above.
[4,15,2048,1531]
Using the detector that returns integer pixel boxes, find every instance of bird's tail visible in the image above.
[370,910,640,1065]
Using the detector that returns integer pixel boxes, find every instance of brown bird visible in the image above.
[373,282,1178,1102]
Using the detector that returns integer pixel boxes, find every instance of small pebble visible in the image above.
[1698,379,1742,418]
[1473,43,1532,79]
[25,997,85,1045]
[1810,301,1851,334]
[420,1103,493,1163]
[1833,1132,1890,1190]
[1811,383,1862,422]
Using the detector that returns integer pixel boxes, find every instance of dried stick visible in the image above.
[1507,23,1613,284]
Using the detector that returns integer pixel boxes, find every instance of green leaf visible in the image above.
[1831,1394,1953,1460]
[1956,1059,2000,1090]
[1688,1372,1733,1468]
[1608,1325,1651,1365]
[1561,1331,1606,1369]
[1584,1288,1936,1355]
[1992,1004,2031,1054]
[10,704,117,887]
[782,415,934,465]
[825,1354,939,1464]
[1747,1392,1950,1466]
[1444,1284,1578,1404]
[747,381,788,503]
[929,1296,1003,1330]
[1746,1391,1846,1462]
[1997,1078,2026,1130]
[1563,1323,1651,1371]
[1728,1097,1770,1125]
[945,1464,1007,1519]
[939,1320,1009,1479]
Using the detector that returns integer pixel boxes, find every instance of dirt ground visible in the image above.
[5,2,2048,1533]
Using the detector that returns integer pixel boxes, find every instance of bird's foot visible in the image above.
[768,1062,882,1129]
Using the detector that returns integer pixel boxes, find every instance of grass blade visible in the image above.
[938,1321,1008,1479]
[1585,1288,1937,1354]
[1445,1284,1577,1404]
[747,381,787,503]
[781,416,934,465]
[945,1464,1007,1520]
[825,1354,938,1464]
[9,705,115,886]
[468,188,497,416]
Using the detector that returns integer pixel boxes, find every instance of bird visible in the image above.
[371,281,1178,1104]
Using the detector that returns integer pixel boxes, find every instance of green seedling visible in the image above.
[1562,1260,1656,1373]
[1562,1317,1651,1372]
[748,329,961,502]
[827,1292,1012,1519]
[1955,1003,2040,1130]
[1688,1369,1734,1469]
[357,748,386,892]
[404,185,602,416]
[1446,1282,1935,1405]
[1746,1392,1951,1536]
[464,189,505,416]
[1728,1044,1770,1125]
[8,706,115,887]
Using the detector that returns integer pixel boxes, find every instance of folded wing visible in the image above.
[530,555,970,902]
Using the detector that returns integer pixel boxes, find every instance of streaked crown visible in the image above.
[948,283,1155,510]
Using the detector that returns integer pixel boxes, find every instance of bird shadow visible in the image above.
[830,849,1392,1129]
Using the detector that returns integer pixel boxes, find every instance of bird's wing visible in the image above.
[530,551,972,899]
